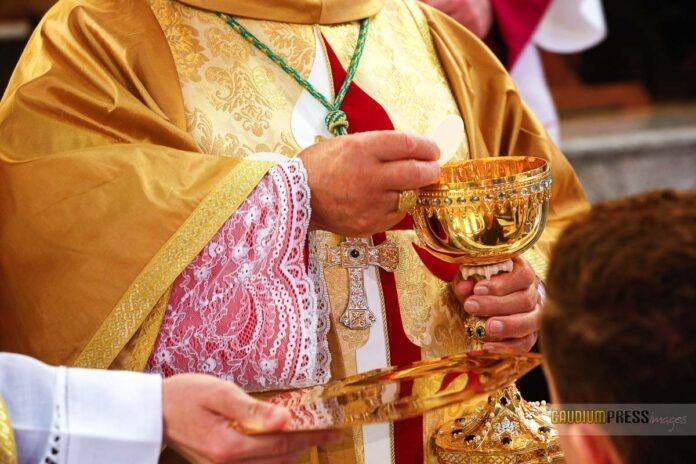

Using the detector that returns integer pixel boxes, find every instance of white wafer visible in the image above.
[426,115,465,166]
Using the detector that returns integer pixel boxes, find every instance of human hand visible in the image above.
[163,374,341,464]
[452,257,540,351]
[423,0,493,38]
[299,131,440,237]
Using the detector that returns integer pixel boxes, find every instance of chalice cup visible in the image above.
[412,157,563,463]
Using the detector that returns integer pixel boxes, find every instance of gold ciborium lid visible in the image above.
[412,157,552,265]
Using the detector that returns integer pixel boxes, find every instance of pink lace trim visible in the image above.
[146,159,329,391]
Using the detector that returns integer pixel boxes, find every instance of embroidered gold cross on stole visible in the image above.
[324,237,399,330]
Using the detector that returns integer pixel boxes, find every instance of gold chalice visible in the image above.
[412,157,563,463]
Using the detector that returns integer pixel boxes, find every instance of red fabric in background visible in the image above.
[412,244,459,282]
[490,0,552,68]
[374,231,424,464]
[322,38,393,134]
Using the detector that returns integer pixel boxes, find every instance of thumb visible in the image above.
[212,383,290,432]
[237,397,290,432]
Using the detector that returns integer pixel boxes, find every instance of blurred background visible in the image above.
[1,0,695,202]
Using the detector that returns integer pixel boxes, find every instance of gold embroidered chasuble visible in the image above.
[0,0,588,462]
[0,395,17,464]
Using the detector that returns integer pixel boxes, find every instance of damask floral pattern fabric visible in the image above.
[148,0,312,157]
[146,160,330,391]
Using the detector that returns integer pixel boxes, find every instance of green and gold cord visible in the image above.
[217,13,370,137]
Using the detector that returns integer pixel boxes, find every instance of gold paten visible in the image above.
[412,157,562,464]
[245,349,540,433]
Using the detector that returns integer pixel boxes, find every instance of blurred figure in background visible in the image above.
[424,0,606,142]
[542,189,696,463]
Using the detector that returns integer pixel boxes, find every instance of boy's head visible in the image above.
[541,190,695,464]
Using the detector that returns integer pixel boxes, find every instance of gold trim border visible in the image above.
[0,395,17,464]
[127,286,173,372]
[73,159,275,369]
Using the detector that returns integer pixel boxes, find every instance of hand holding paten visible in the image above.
[299,131,440,237]
[162,374,340,463]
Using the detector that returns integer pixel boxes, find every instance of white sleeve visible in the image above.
[533,0,607,53]
[0,353,162,464]
[0,354,54,464]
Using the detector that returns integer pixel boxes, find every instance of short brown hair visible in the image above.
[541,190,696,463]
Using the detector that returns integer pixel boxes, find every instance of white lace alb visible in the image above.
[147,159,329,391]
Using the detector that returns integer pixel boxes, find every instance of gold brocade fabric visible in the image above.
[320,0,467,142]
[148,0,309,156]
[0,395,17,464]
[0,0,275,368]
[72,158,274,369]
[176,0,385,24]
[126,288,173,372]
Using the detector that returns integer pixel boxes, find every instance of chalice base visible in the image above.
[433,264,564,464]
[433,385,563,464]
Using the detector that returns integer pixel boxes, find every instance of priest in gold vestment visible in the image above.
[0,0,588,462]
